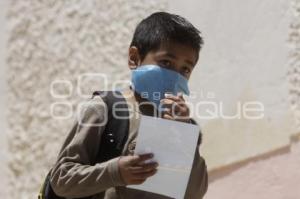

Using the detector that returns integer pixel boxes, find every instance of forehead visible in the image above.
[152,41,199,64]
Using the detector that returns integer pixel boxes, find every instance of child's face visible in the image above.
[128,42,198,80]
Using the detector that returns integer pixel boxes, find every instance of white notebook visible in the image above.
[128,115,200,199]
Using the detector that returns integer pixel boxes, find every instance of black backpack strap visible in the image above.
[38,172,65,199]
[190,118,202,146]
[92,90,129,163]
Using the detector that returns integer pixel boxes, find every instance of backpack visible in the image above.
[38,91,129,199]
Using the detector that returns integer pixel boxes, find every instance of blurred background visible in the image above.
[0,0,300,198]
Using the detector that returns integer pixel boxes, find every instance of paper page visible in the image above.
[128,115,200,199]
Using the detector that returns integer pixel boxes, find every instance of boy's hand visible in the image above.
[118,153,158,185]
[160,93,191,123]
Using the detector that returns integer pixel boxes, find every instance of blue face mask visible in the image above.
[131,65,190,108]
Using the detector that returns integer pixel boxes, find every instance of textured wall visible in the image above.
[6,1,167,198]
[289,0,300,131]
[0,0,9,198]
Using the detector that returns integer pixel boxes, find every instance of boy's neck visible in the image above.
[125,86,158,117]
[134,92,158,117]
[123,87,159,117]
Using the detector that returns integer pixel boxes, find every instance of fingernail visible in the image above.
[164,93,172,98]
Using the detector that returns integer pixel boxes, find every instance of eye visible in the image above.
[182,66,191,75]
[159,60,172,68]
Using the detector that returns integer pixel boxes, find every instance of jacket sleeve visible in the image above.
[184,147,208,199]
[50,97,126,198]
[184,119,208,199]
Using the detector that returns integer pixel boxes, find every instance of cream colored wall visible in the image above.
[169,0,299,170]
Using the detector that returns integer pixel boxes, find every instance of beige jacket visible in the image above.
[50,89,208,199]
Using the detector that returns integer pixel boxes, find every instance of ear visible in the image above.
[128,46,141,69]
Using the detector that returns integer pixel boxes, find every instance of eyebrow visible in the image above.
[164,52,195,67]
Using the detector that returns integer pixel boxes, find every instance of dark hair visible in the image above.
[130,12,203,60]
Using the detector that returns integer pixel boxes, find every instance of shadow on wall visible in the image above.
[205,133,300,199]
[208,133,300,183]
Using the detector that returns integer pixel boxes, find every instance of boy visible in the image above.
[50,12,208,199]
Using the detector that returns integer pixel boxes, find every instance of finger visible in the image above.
[162,113,174,120]
[130,167,156,174]
[176,104,189,115]
[130,161,158,170]
[133,169,157,180]
[161,107,172,116]
[129,153,154,165]
[164,95,181,102]
[131,179,146,185]
[130,162,158,173]
[136,159,158,166]
[177,92,185,101]
[160,99,179,112]
[137,153,154,162]
[127,155,141,165]
[164,93,184,102]
[160,98,174,104]
[161,99,186,110]
[161,100,184,114]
